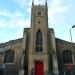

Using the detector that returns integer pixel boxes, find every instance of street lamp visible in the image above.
[70,25,75,42]
[68,25,75,75]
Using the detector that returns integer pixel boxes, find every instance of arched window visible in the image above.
[38,12,42,16]
[36,30,43,52]
[63,50,72,64]
[4,50,15,63]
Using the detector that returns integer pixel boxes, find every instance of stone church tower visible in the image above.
[22,0,59,75]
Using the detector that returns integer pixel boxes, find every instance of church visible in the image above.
[0,0,75,75]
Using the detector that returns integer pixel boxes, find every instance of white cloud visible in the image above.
[0,18,30,28]
[6,19,30,40]
[50,0,62,7]
[12,0,46,13]
[0,0,74,43]
[0,10,11,16]
[13,0,45,7]
[12,28,23,39]
[48,0,71,25]
[15,18,30,28]
[13,0,27,7]
[0,10,23,18]
[0,9,30,28]
[0,8,30,42]
[0,19,7,28]
[34,0,45,5]
[13,0,32,8]
[12,0,70,26]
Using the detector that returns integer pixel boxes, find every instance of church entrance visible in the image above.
[35,61,44,75]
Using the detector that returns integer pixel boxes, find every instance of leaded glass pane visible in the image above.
[36,30,43,52]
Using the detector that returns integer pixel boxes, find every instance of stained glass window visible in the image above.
[36,30,43,52]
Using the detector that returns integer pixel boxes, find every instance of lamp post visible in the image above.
[67,25,75,75]
[70,25,75,64]
[70,25,75,42]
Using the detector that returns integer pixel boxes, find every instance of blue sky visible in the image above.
[0,0,75,43]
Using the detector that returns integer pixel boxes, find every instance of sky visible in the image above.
[0,0,75,43]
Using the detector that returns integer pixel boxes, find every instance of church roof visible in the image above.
[0,38,22,48]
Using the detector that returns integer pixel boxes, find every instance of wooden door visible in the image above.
[35,61,44,75]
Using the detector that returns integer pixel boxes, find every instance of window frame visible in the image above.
[63,50,72,64]
[38,12,42,16]
[4,50,15,64]
[36,30,43,52]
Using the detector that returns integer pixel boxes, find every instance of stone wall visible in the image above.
[0,37,75,75]
[0,38,23,75]
[56,38,75,75]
